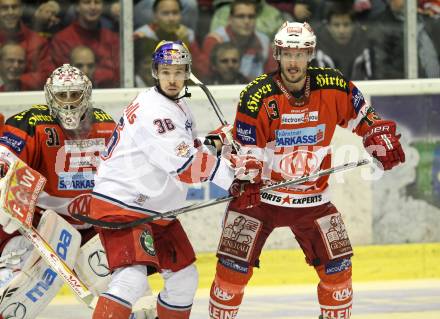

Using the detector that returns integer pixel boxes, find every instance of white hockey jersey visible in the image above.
[92,87,235,218]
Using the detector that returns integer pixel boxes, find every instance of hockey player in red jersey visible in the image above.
[90,41,262,319]
[206,21,405,319]
[0,64,116,318]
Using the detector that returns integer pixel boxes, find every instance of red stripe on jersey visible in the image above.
[177,152,217,184]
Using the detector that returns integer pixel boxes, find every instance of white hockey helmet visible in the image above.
[151,40,192,80]
[45,64,92,130]
[273,21,316,61]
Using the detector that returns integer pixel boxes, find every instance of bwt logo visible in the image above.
[25,229,72,302]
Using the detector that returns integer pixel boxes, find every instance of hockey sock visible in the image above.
[208,260,252,319]
[157,301,191,319]
[92,294,132,319]
[316,263,353,319]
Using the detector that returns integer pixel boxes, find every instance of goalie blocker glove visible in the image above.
[363,120,405,170]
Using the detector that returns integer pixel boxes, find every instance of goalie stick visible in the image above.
[0,160,94,308]
[73,159,370,230]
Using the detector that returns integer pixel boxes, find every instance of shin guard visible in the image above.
[92,294,131,319]
[316,260,353,319]
[208,260,252,319]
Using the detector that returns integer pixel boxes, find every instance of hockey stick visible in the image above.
[190,73,228,126]
[74,158,370,230]
[190,73,242,153]
[0,160,94,308]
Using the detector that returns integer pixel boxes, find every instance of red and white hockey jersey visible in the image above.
[92,87,234,221]
[0,105,115,228]
[233,67,382,208]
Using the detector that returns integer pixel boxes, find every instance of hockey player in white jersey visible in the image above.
[90,40,263,319]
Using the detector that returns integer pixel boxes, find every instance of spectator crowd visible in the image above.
[0,0,439,92]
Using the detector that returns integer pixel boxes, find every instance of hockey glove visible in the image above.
[0,158,10,178]
[363,120,405,170]
[230,154,263,184]
[204,124,233,155]
[229,180,261,210]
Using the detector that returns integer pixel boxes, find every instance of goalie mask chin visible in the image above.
[45,64,92,131]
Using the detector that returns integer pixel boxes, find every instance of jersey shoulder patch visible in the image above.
[308,66,350,93]
[92,108,114,123]
[238,73,280,119]
[6,105,55,137]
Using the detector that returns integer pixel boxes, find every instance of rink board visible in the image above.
[58,242,440,295]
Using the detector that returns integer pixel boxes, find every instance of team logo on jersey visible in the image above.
[281,111,318,124]
[278,150,320,178]
[175,141,191,158]
[139,230,156,256]
[58,172,95,190]
[0,132,26,154]
[235,121,257,145]
[351,86,366,114]
[275,125,325,146]
[68,194,92,216]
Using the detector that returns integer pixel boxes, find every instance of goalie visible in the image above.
[0,64,116,318]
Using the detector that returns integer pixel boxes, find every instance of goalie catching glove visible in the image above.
[363,120,405,170]
[228,154,263,210]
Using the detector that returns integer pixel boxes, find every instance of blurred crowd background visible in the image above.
[0,0,439,92]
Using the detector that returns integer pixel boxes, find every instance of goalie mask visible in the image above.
[45,64,92,130]
[151,40,192,80]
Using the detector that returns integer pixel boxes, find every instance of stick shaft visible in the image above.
[75,159,369,229]
[19,226,94,308]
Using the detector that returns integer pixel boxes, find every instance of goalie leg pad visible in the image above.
[209,259,253,319]
[93,293,131,319]
[156,263,198,319]
[0,210,81,319]
[106,264,150,306]
[316,258,353,319]
[74,234,112,296]
[0,235,33,271]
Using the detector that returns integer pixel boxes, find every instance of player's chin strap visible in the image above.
[156,84,192,101]
[73,159,370,230]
